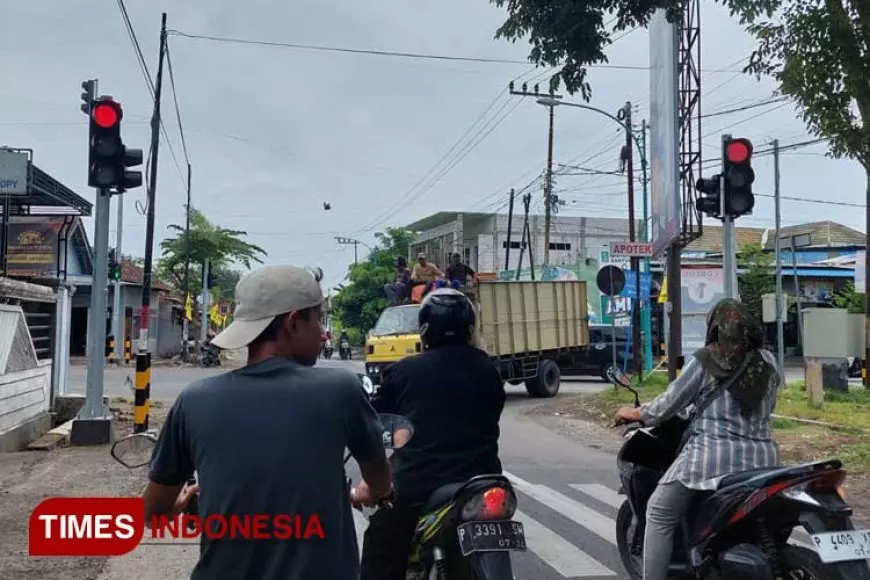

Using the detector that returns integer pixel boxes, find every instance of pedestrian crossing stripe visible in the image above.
[351,473,817,578]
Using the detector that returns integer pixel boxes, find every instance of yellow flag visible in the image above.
[658,276,668,304]
[185,294,193,321]
[209,303,221,325]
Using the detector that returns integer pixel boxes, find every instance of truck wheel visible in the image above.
[525,359,560,398]
[600,361,618,383]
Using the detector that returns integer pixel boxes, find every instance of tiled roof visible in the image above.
[684,224,765,253]
[120,259,171,291]
[760,221,864,250]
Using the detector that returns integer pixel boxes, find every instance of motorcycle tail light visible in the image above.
[730,469,847,524]
[460,486,517,521]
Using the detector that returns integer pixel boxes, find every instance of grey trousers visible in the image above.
[643,481,697,580]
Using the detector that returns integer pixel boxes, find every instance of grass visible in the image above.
[589,374,870,477]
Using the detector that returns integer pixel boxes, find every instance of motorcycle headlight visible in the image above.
[459,486,517,521]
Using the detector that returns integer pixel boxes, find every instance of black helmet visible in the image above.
[418,288,475,349]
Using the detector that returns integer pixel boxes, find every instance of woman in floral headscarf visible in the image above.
[614,298,782,580]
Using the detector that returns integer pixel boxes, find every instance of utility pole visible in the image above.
[134,12,167,434]
[113,192,124,365]
[201,259,210,345]
[773,139,785,374]
[623,102,642,377]
[504,188,515,271]
[721,134,737,299]
[515,193,534,280]
[181,163,191,361]
[335,236,362,265]
[543,103,555,266]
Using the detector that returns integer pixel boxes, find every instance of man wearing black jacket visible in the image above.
[352,288,506,580]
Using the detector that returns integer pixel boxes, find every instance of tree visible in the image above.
[833,281,865,314]
[331,228,414,336]
[736,242,774,320]
[157,207,266,294]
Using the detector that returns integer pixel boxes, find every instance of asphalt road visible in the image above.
[71,358,818,580]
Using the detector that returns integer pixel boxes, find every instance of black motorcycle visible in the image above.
[348,374,524,579]
[611,371,869,580]
[201,341,221,367]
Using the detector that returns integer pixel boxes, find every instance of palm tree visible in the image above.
[157,207,267,293]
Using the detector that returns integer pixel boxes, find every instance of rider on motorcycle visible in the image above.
[614,298,782,580]
[352,288,506,580]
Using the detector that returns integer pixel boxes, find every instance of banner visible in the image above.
[5,218,63,277]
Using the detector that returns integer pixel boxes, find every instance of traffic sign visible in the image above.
[596,265,625,297]
[609,242,653,258]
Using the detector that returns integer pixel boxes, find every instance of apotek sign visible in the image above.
[0,150,28,195]
[609,242,653,258]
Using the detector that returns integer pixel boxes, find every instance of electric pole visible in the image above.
[504,188,515,271]
[335,236,362,265]
[773,139,785,374]
[622,101,641,377]
[134,12,167,434]
[543,102,555,266]
[113,191,124,366]
[181,163,191,362]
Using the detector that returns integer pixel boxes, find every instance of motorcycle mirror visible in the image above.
[358,374,375,396]
[378,413,414,451]
[610,369,641,408]
[110,432,158,469]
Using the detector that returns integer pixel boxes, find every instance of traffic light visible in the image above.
[108,249,121,282]
[695,174,722,218]
[80,80,95,116]
[722,137,755,218]
[86,98,143,191]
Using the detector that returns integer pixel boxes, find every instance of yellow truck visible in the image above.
[364,280,589,397]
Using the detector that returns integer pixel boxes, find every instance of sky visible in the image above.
[3,0,866,292]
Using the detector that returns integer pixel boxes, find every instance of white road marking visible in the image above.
[504,471,616,545]
[513,509,617,577]
[570,483,624,509]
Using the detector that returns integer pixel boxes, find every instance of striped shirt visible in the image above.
[639,349,782,490]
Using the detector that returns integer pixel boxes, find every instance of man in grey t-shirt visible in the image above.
[142,265,393,580]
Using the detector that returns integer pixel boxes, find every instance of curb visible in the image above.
[27,419,74,451]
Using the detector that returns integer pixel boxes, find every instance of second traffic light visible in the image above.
[108,249,121,282]
[87,98,144,192]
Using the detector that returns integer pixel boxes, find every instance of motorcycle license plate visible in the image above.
[456,521,526,556]
[811,530,870,563]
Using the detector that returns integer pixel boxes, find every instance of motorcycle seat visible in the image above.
[421,475,511,513]
[717,459,843,490]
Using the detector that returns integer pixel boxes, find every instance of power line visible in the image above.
[701,96,790,119]
[166,29,745,73]
[164,39,191,166]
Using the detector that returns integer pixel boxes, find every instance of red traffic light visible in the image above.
[725,139,752,164]
[93,103,119,129]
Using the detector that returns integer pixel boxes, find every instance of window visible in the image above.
[502,241,522,249]
[549,242,572,251]
[370,305,421,337]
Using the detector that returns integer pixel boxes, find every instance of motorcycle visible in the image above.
[610,370,868,580]
[350,375,525,579]
[322,339,334,359]
[340,339,352,360]
[201,341,221,367]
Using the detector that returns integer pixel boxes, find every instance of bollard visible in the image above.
[133,352,151,432]
[124,339,132,364]
[106,335,116,364]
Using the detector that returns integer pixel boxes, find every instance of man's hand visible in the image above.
[614,405,642,426]
[174,482,200,514]
[350,481,394,509]
[392,428,411,449]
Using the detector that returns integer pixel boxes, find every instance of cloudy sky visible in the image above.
[4,0,865,292]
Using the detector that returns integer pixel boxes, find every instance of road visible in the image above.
[70,359,816,580]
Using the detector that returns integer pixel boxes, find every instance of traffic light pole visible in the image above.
[201,259,210,345]
[721,134,738,299]
[113,193,124,365]
[134,12,167,434]
[70,188,113,445]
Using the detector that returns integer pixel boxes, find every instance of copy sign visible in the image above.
[609,242,653,258]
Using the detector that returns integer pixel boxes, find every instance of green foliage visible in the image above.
[832,281,865,314]
[157,206,266,295]
[331,228,414,334]
[489,1,870,174]
[737,242,774,320]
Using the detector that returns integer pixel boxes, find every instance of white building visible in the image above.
[405,211,640,273]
